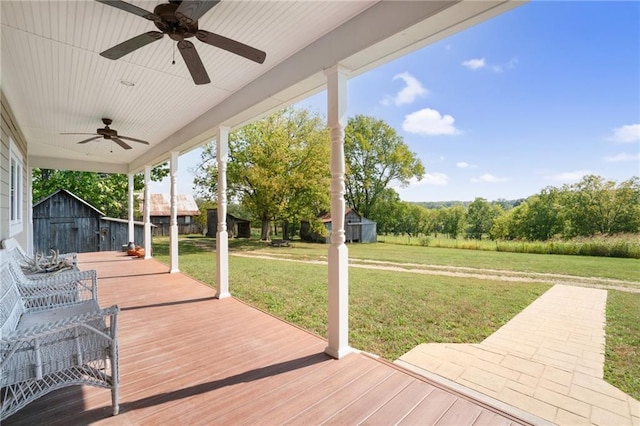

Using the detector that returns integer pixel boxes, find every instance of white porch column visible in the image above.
[127,174,135,244]
[215,126,231,299]
[325,65,351,359]
[169,151,179,273]
[143,165,152,259]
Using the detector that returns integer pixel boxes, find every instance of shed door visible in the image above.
[50,220,77,254]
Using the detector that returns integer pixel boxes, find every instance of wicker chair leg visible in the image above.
[111,314,120,416]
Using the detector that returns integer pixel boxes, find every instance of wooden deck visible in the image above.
[5,252,532,425]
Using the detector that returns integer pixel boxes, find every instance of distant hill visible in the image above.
[412,199,525,210]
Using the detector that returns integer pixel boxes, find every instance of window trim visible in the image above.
[9,139,24,237]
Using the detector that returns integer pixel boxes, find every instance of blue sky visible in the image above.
[153,1,640,202]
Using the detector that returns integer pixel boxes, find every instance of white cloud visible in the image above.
[380,72,427,106]
[399,173,449,188]
[544,170,591,183]
[463,57,517,73]
[422,172,449,186]
[603,152,640,162]
[393,173,449,191]
[462,58,486,70]
[606,124,640,143]
[402,108,460,136]
[471,173,510,183]
[456,161,477,169]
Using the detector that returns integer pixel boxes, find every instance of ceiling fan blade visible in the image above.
[119,135,150,145]
[95,0,161,23]
[61,133,98,135]
[100,31,164,60]
[77,136,102,144]
[196,30,266,64]
[177,40,211,85]
[112,137,133,150]
[175,0,220,25]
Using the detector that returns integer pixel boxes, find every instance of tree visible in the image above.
[466,197,503,239]
[367,188,402,234]
[194,107,330,241]
[344,115,425,220]
[520,189,563,240]
[440,205,466,238]
[32,165,169,219]
[561,175,640,237]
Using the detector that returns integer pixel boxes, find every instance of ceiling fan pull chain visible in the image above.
[172,38,176,65]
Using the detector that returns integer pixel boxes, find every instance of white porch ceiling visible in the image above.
[1,0,523,175]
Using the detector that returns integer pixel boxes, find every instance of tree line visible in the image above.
[373,175,639,241]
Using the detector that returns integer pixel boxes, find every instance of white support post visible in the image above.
[127,174,135,244]
[169,151,179,273]
[325,65,351,359]
[215,126,231,299]
[143,165,152,259]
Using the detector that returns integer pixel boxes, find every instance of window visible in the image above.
[9,139,24,236]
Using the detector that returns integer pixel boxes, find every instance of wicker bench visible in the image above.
[0,249,120,420]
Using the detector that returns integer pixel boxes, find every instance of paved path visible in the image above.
[396,285,640,425]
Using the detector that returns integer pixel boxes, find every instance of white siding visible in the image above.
[1,93,29,248]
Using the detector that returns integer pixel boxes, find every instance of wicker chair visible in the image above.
[0,249,120,420]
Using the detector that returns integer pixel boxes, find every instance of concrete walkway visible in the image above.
[396,285,640,425]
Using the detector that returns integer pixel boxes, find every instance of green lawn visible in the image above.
[153,236,640,399]
[605,290,640,401]
[180,235,640,282]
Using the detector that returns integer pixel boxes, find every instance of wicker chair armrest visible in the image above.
[18,270,98,308]
[21,268,94,285]
[0,305,119,345]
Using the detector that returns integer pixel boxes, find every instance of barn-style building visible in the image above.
[207,209,252,238]
[142,193,201,236]
[32,189,146,254]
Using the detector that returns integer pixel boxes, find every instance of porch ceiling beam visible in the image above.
[29,156,129,174]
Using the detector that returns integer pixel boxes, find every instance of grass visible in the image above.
[153,235,640,398]
[176,235,640,282]
[380,233,640,259]
[605,290,640,400]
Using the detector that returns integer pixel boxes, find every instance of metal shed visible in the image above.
[301,208,377,243]
[33,189,146,254]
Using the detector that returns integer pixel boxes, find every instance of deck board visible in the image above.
[3,251,533,425]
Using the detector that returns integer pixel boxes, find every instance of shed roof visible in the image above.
[101,217,152,227]
[319,208,360,223]
[207,209,251,223]
[33,189,105,217]
[143,193,200,217]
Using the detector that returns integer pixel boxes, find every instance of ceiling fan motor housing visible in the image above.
[154,3,199,40]
[97,118,117,137]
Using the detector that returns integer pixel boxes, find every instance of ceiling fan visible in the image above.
[96,0,267,85]
[61,118,150,150]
